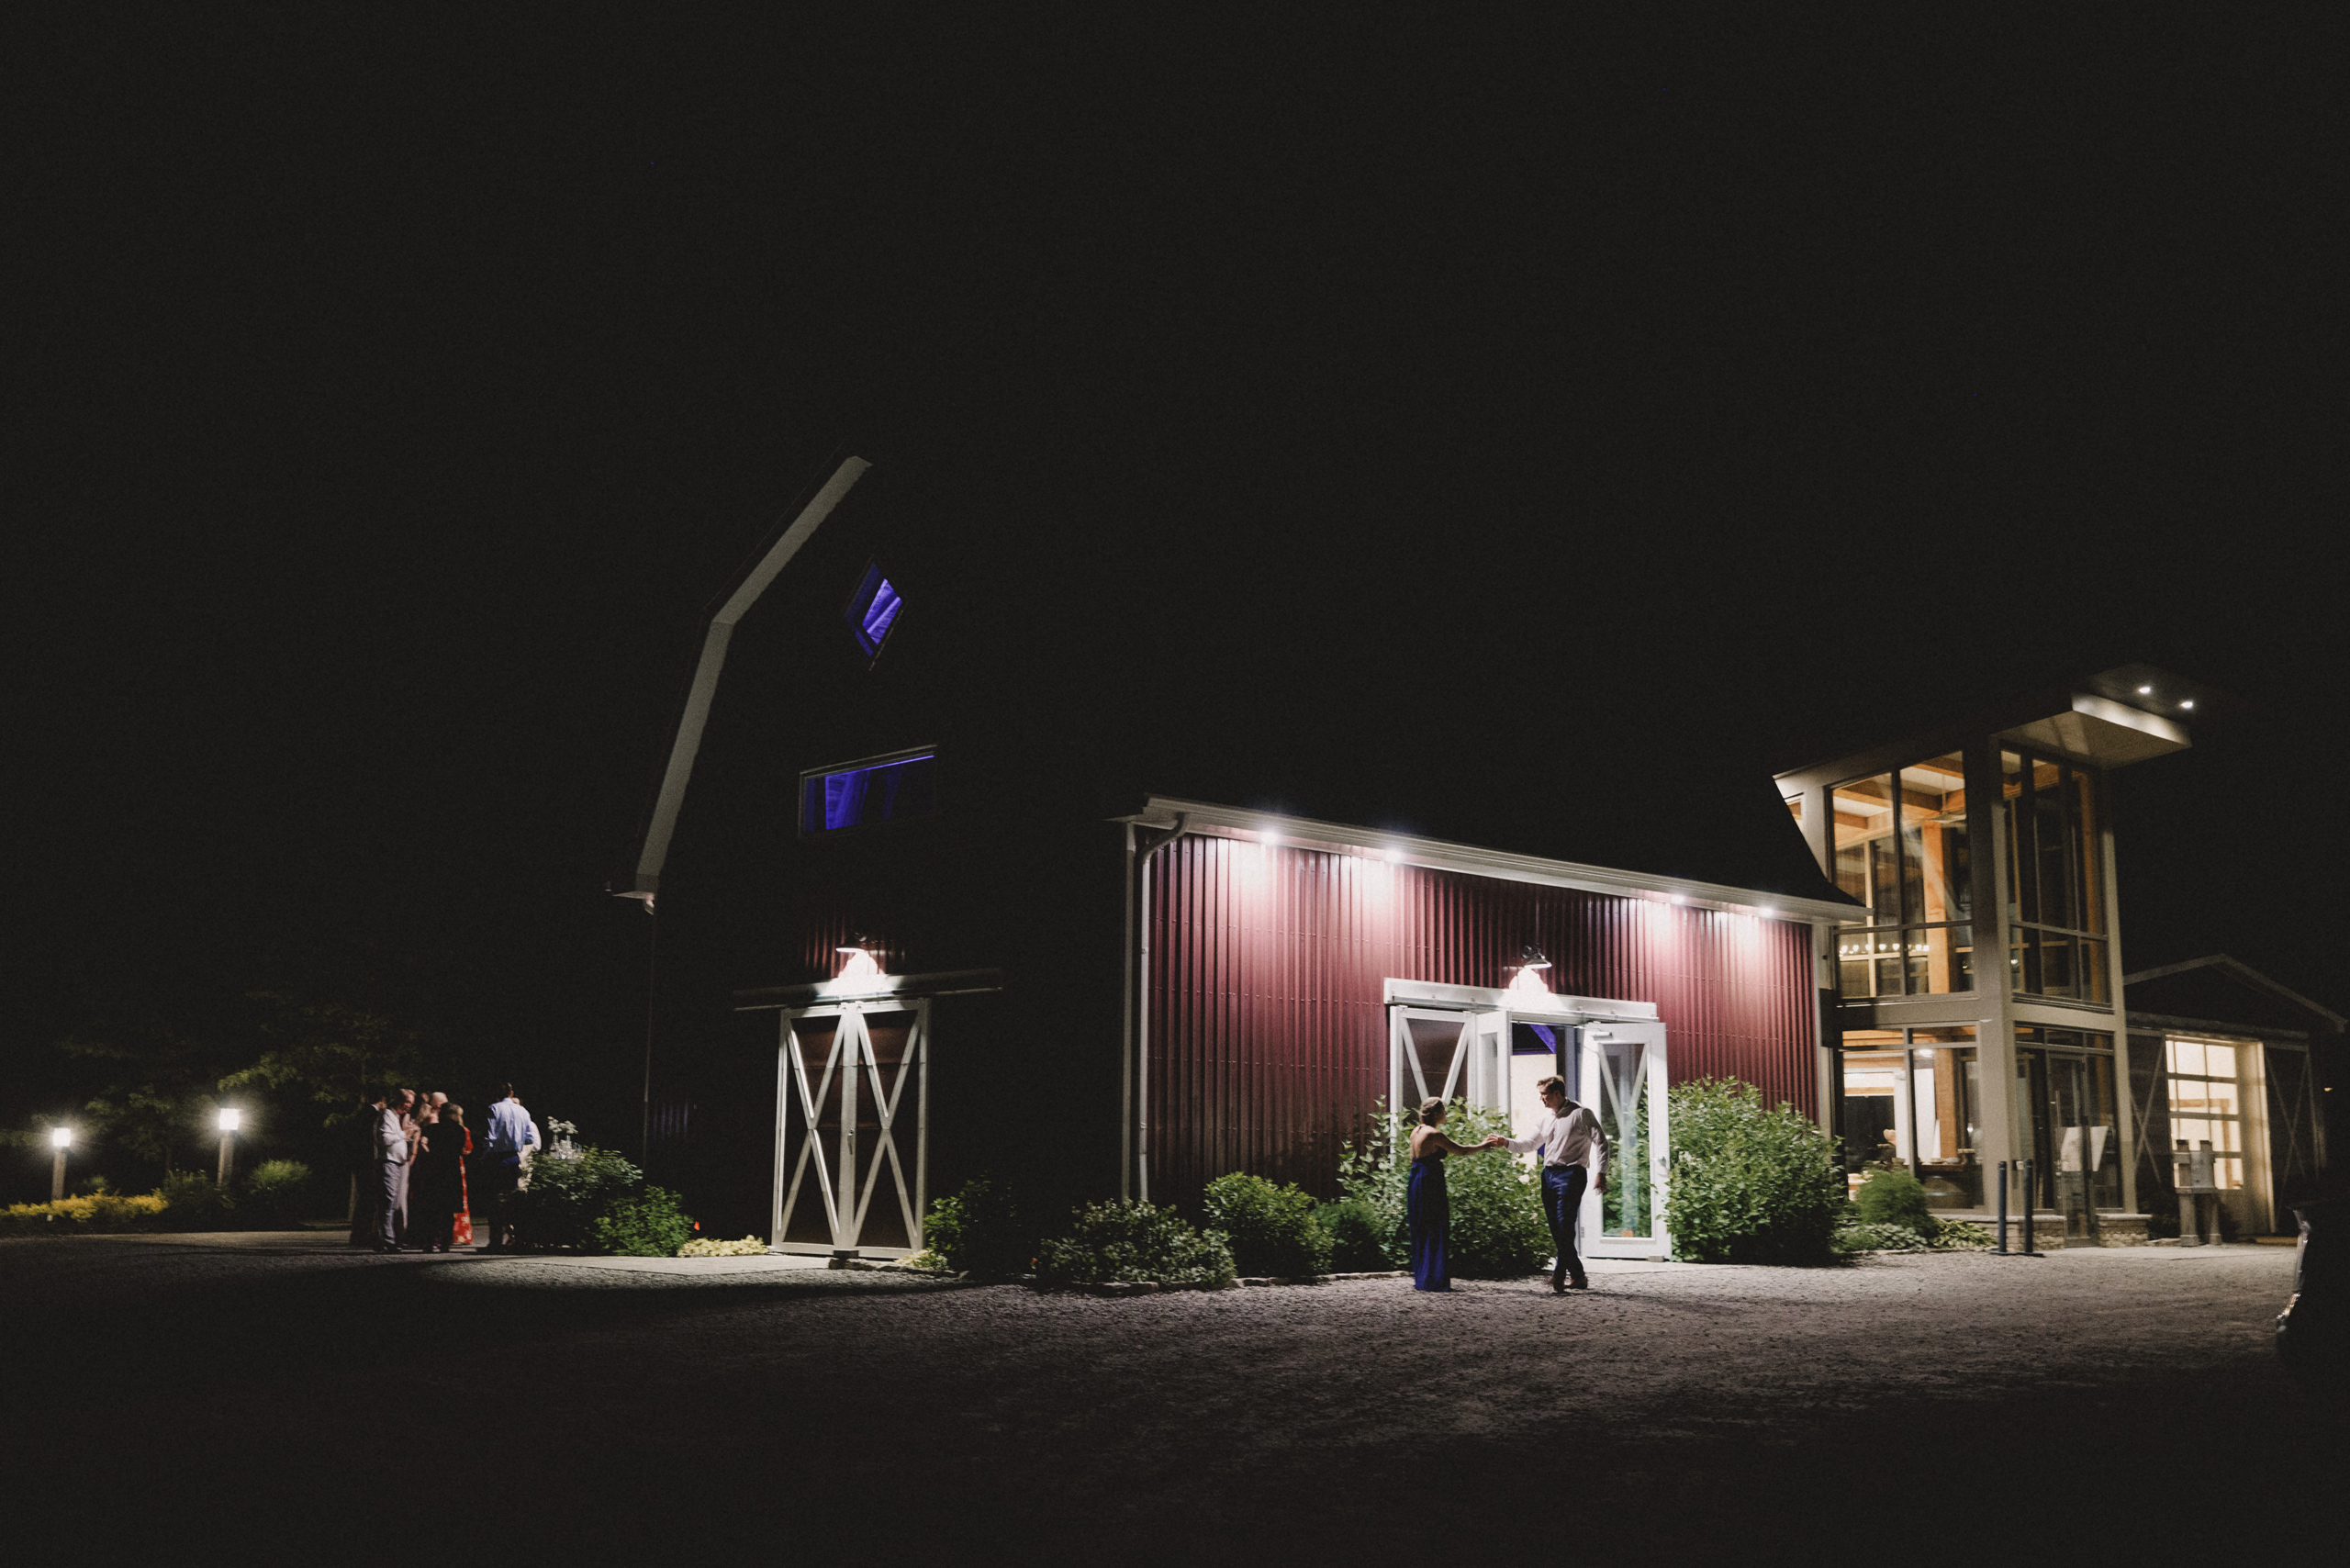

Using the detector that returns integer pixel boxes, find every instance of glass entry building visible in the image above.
[1777,666,2220,1243]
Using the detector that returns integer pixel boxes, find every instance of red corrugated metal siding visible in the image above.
[1147,835,1816,1203]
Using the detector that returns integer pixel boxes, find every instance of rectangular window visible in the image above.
[2017,1026,2122,1212]
[2001,748,2109,1001]
[1840,1025,1982,1207]
[1831,753,1973,996]
[798,749,937,835]
[2165,1037,2246,1193]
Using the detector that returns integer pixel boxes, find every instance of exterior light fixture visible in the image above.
[835,946,882,983]
[50,1126,71,1149]
[2180,700,2195,710]
[50,1126,71,1202]
[216,1108,241,1186]
[1261,830,1282,847]
[1507,945,1553,1001]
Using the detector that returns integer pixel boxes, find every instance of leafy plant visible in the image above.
[589,1186,697,1257]
[923,1176,1038,1279]
[3,1192,168,1233]
[1337,1101,1551,1278]
[1034,1200,1235,1289]
[1203,1172,1333,1277]
[238,1159,312,1227]
[1665,1078,1846,1265]
[1313,1199,1393,1271]
[677,1235,770,1258]
[499,1147,645,1251]
[1852,1167,1933,1233]
[1834,1219,1935,1253]
[158,1170,233,1229]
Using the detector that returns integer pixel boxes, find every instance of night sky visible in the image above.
[10,13,2344,1161]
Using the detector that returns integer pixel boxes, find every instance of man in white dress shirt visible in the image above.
[373,1089,414,1252]
[1505,1075,1608,1293]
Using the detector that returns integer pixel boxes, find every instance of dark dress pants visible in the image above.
[1541,1164,1588,1285]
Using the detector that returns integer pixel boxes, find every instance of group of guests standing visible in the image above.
[353,1083,541,1254]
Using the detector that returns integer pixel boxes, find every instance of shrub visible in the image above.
[1665,1078,1846,1265]
[677,1235,770,1257]
[158,1170,234,1229]
[923,1176,1038,1279]
[239,1159,312,1228]
[590,1186,697,1257]
[1034,1200,1235,1289]
[1314,1199,1393,1271]
[1852,1167,1933,1234]
[499,1147,645,1251]
[1203,1172,1333,1277]
[2,1193,168,1234]
[1835,1219,1934,1253]
[1337,1101,1551,1278]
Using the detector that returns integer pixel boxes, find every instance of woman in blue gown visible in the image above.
[1407,1097,1508,1292]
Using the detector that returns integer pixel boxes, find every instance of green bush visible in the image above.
[923,1176,1037,1279]
[1203,1172,1333,1278]
[1665,1078,1846,1265]
[589,1185,697,1257]
[158,1170,233,1229]
[1337,1101,1551,1279]
[1834,1218,1934,1253]
[1852,1167,1933,1234]
[499,1147,645,1251]
[1035,1200,1235,1289]
[238,1159,312,1228]
[1313,1199,1393,1271]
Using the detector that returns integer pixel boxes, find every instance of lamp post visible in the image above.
[50,1126,72,1202]
[216,1108,241,1187]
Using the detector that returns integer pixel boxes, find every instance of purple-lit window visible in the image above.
[844,563,903,659]
[800,749,936,835]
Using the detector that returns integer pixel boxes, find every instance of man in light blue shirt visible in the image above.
[479,1084,540,1250]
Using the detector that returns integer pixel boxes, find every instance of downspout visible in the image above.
[1123,812,1186,1202]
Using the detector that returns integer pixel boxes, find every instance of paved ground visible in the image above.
[1,1234,2329,1562]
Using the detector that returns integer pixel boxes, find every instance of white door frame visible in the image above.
[771,997,929,1258]
[1382,979,1669,1260]
[1575,1017,1672,1259]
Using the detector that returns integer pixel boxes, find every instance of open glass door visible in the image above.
[1578,1019,1670,1258]
[1387,1007,1506,1118]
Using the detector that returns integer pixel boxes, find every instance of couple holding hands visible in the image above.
[1406,1074,1607,1294]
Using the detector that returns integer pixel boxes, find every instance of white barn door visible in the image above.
[773,999,929,1258]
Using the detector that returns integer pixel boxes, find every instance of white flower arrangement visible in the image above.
[677,1235,769,1257]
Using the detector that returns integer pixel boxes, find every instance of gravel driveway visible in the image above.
[1,1236,2322,1562]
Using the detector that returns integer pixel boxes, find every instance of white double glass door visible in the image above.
[773,999,928,1257]
[1384,1000,1670,1261]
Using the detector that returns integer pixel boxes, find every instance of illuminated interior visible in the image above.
[844,562,904,659]
[2002,750,2108,1002]
[2165,1037,2244,1192]
[1832,753,1972,996]
[1841,1025,1981,1206]
[2016,1025,2121,1219]
[800,750,937,834]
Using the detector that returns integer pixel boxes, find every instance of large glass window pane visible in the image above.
[2038,931,2077,999]
[2076,939,2109,1003]
[2086,1055,2121,1209]
[1841,1040,1907,1176]
[2072,769,2106,934]
[2032,759,2074,929]
[1898,754,1970,924]
[1908,1033,1982,1207]
[1832,776,1896,916]
[2203,1042,2237,1079]
[2002,750,2032,923]
[1914,924,1973,993]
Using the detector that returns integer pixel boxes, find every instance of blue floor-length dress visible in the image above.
[1408,1153,1451,1292]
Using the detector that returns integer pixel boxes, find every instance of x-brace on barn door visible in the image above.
[773,999,928,1257]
